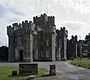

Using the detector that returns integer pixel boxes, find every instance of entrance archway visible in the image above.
[15,46,24,61]
[19,50,23,61]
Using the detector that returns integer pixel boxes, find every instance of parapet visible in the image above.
[71,35,78,41]
[85,33,90,39]
[33,13,47,21]
[33,13,55,26]
[33,13,48,26]
[60,27,68,36]
[7,25,14,36]
[48,16,55,25]
[7,20,33,32]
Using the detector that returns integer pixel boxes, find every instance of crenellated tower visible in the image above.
[67,35,78,59]
[56,27,68,60]
[7,20,35,62]
[33,13,56,61]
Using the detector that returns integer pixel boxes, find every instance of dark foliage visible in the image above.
[0,46,8,61]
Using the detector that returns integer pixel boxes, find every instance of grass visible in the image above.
[0,66,48,80]
[71,58,90,69]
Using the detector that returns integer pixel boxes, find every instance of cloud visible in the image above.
[0,0,90,46]
[0,5,8,17]
[62,21,90,40]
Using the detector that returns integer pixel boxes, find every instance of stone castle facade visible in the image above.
[7,13,68,62]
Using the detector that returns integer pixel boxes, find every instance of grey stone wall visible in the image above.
[56,27,68,60]
[67,35,78,59]
[7,13,68,62]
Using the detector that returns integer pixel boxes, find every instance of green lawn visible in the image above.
[71,58,90,69]
[0,66,48,80]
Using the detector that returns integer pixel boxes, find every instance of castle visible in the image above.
[7,13,68,62]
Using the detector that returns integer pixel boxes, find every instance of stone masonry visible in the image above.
[7,13,68,62]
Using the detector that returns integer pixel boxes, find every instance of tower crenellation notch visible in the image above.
[12,23,18,30]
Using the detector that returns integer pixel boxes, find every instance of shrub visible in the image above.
[69,57,74,60]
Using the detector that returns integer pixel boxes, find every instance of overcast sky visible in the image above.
[0,0,90,46]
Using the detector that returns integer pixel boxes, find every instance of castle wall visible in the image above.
[7,26,15,61]
[33,13,56,61]
[7,13,68,62]
[8,36,15,61]
[36,32,53,61]
[7,21,34,62]
[67,35,78,59]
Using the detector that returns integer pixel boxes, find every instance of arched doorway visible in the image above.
[15,46,24,61]
[19,50,23,61]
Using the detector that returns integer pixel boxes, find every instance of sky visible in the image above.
[0,0,90,46]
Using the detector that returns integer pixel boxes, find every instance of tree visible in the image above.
[0,46,8,61]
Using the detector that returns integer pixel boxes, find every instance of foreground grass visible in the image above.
[0,66,48,80]
[71,58,90,69]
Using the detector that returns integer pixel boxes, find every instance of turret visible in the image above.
[7,25,14,37]
[33,13,48,26]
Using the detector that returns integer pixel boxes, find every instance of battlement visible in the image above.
[33,13,47,19]
[85,33,90,39]
[7,25,14,36]
[71,35,78,41]
[60,27,68,36]
[7,13,56,36]
[7,20,34,36]
[7,20,33,31]
[33,13,55,26]
[33,13,48,26]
